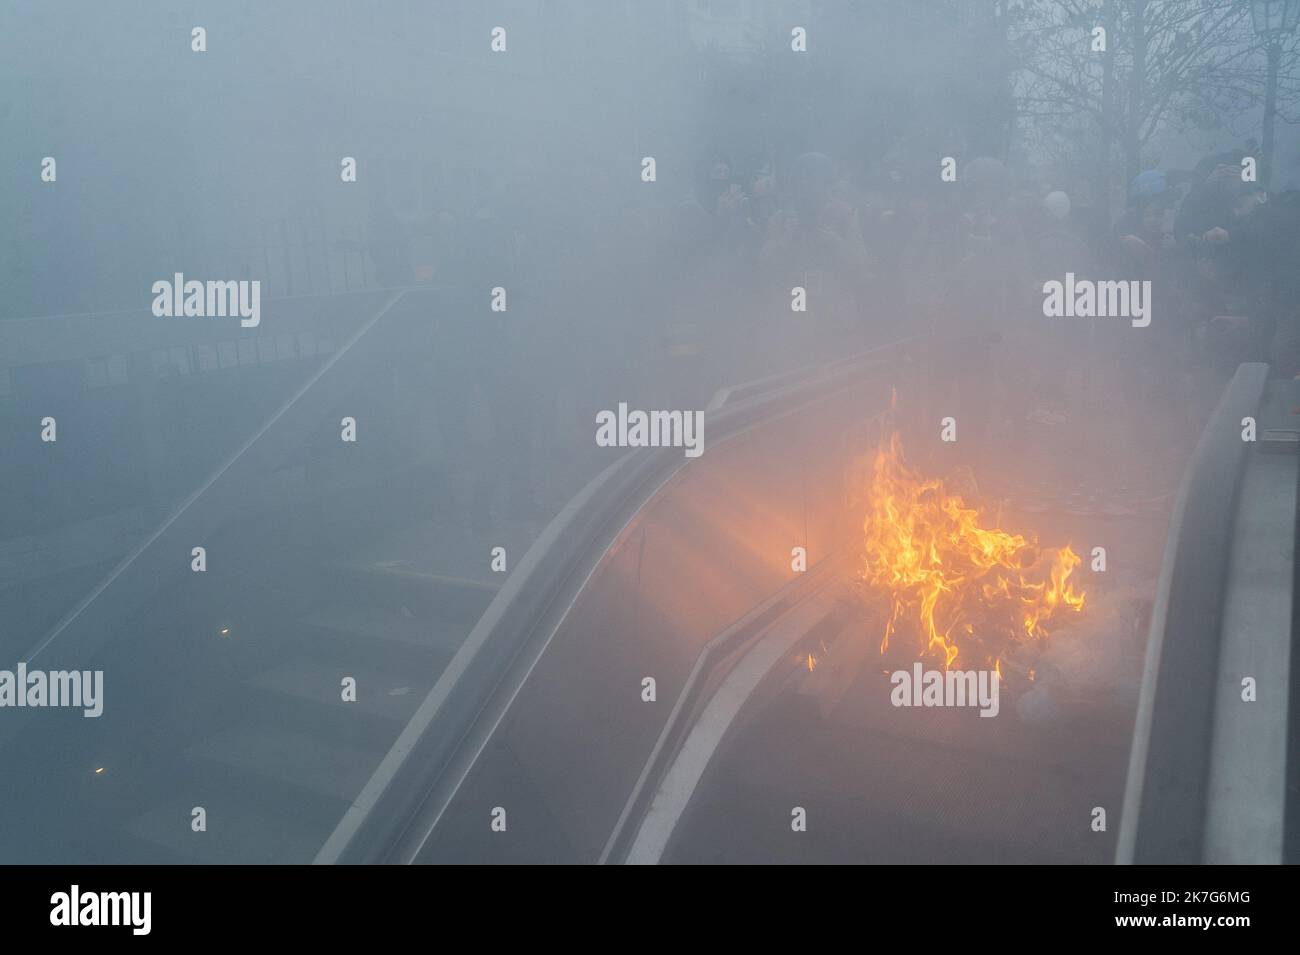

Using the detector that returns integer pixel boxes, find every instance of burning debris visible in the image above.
[861,433,1085,673]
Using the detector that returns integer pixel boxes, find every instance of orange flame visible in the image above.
[862,433,1084,670]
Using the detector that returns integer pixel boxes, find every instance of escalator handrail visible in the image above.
[598,544,854,863]
[314,336,920,864]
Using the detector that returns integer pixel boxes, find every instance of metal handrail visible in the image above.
[598,545,853,864]
[1117,362,1270,863]
[315,335,915,864]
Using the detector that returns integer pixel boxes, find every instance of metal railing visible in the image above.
[1117,362,1271,863]
[315,338,915,863]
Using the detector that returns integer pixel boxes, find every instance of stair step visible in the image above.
[296,605,468,665]
[324,561,500,625]
[246,658,431,725]
[123,796,331,865]
[187,724,380,805]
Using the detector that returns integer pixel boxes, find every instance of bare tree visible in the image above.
[1007,0,1300,224]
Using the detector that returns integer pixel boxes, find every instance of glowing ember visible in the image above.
[861,432,1085,671]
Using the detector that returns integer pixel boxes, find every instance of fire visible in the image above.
[862,433,1084,670]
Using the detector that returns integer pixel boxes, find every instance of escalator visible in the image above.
[5,281,1292,865]
[322,361,1294,865]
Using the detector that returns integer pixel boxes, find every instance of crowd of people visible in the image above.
[368,143,1300,527]
[611,144,1300,481]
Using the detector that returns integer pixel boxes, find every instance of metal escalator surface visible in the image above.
[321,338,1197,865]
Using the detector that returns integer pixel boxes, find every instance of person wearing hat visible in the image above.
[1112,169,1178,258]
